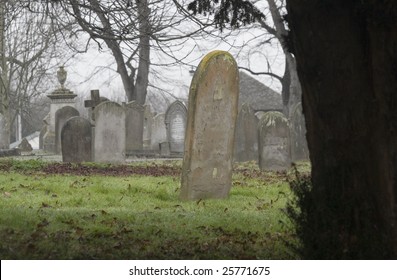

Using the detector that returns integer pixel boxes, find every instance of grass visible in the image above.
[0,158,301,260]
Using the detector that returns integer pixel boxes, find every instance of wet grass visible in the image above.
[0,158,301,259]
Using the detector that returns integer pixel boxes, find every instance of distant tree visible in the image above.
[41,0,212,106]
[185,0,301,115]
[0,1,66,148]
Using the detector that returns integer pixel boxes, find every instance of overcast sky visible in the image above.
[62,18,284,103]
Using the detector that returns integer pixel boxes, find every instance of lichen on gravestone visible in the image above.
[180,50,239,200]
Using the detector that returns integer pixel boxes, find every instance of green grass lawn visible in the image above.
[0,159,301,260]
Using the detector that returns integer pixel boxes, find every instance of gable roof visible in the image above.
[238,71,283,112]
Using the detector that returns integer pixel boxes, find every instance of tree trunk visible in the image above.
[267,0,302,116]
[0,1,10,149]
[287,0,397,258]
[134,0,150,106]
[285,54,301,112]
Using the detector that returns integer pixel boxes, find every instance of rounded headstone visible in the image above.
[180,50,239,200]
[165,101,187,154]
[55,106,80,154]
[93,101,126,163]
[258,111,291,171]
[61,116,92,163]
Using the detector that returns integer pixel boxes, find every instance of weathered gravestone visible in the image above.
[234,103,259,162]
[290,102,309,162]
[93,101,126,163]
[143,105,154,150]
[150,113,167,151]
[55,106,80,154]
[165,100,187,155]
[180,50,239,200]
[258,111,291,171]
[124,101,144,153]
[61,116,92,162]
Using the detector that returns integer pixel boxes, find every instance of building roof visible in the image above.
[238,71,283,112]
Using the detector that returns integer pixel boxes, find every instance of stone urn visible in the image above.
[57,66,67,88]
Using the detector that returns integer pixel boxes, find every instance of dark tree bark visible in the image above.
[287,0,397,258]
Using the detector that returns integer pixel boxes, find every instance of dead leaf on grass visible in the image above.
[41,202,51,208]
[37,218,49,228]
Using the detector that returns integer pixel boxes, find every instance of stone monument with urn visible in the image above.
[42,66,77,153]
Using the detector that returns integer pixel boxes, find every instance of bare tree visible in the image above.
[39,0,210,106]
[0,0,76,148]
[0,0,9,148]
[186,0,300,115]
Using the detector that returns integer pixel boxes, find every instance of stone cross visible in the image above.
[84,90,102,120]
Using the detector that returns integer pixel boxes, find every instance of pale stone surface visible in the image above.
[234,103,259,162]
[55,106,80,154]
[61,116,92,162]
[125,101,144,152]
[143,105,154,150]
[39,126,46,150]
[290,102,309,162]
[165,101,187,154]
[43,83,76,153]
[181,50,239,200]
[258,111,291,171]
[93,101,126,163]
[150,113,167,151]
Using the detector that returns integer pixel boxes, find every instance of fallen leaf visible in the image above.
[41,202,51,208]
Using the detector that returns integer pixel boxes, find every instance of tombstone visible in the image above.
[258,111,291,171]
[165,100,187,155]
[234,103,259,162]
[290,102,309,162]
[150,113,167,151]
[61,116,92,163]
[180,50,239,200]
[18,138,33,152]
[143,105,154,150]
[159,141,170,156]
[93,101,126,163]
[124,101,144,153]
[55,106,80,154]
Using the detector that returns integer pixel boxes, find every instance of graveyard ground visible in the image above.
[0,158,309,259]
